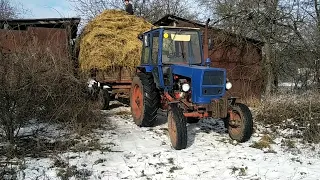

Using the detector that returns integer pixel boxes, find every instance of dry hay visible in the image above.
[78,10,153,77]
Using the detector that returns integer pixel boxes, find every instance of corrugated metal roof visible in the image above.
[0,17,81,39]
[0,17,80,24]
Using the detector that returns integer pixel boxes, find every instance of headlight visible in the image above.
[181,83,190,92]
[226,82,232,90]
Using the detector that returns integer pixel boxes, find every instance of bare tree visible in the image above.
[0,0,29,19]
[68,0,123,21]
[0,0,17,19]
[132,0,198,22]
[69,0,198,23]
[313,0,320,88]
[199,0,320,94]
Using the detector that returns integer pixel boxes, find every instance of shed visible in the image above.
[154,15,265,103]
[0,17,80,62]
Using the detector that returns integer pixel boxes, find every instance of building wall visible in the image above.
[174,20,264,102]
[0,27,69,60]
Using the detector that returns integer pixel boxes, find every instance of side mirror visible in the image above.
[144,35,149,47]
[138,33,143,41]
[208,38,214,50]
[205,58,211,67]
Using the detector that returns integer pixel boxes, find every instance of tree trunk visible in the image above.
[316,60,320,89]
[315,0,320,89]
[4,114,15,144]
[263,0,279,96]
[264,39,274,96]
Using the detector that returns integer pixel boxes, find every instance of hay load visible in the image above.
[78,10,153,80]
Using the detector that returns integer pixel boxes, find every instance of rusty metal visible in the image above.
[95,66,135,84]
[183,112,209,118]
[210,98,228,119]
[100,80,132,84]
[112,85,131,89]
[168,111,178,147]
[112,89,130,94]
[0,18,80,62]
[164,92,175,102]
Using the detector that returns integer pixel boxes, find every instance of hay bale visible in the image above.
[78,10,153,76]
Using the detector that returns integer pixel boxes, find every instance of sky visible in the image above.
[13,0,79,18]
[12,0,207,20]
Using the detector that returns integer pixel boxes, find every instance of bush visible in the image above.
[255,91,320,143]
[0,44,98,145]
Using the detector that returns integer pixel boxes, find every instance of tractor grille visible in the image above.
[202,71,224,85]
[202,87,224,96]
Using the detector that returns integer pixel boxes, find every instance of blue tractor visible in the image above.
[130,20,253,150]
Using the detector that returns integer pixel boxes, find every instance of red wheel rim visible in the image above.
[168,111,177,147]
[229,111,242,136]
[132,84,143,121]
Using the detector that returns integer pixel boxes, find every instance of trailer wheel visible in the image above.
[226,103,253,142]
[97,89,110,110]
[130,73,160,127]
[168,104,187,150]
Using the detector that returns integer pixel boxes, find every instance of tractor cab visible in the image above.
[139,26,203,66]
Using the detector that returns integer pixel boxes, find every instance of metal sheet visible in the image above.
[0,27,69,59]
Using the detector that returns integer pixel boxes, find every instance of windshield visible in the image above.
[162,30,202,64]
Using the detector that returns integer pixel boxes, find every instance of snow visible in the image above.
[2,101,320,180]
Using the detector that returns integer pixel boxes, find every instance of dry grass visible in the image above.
[255,91,320,143]
[250,134,275,149]
[78,10,153,78]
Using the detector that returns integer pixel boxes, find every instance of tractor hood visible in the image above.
[171,64,227,104]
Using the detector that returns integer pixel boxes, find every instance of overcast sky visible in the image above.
[13,0,79,18]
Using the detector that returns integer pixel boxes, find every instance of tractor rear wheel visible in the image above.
[168,104,187,150]
[130,73,160,127]
[226,103,253,142]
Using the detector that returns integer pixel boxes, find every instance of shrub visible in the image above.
[255,91,320,143]
[0,43,98,145]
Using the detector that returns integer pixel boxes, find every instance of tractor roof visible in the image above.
[144,26,201,34]
[158,26,201,30]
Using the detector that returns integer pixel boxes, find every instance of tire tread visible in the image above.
[169,104,187,150]
[137,73,160,127]
[229,103,253,142]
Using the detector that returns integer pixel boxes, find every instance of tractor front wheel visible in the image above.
[168,104,187,150]
[225,103,253,142]
[130,73,160,127]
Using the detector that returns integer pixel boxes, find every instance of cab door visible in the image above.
[150,30,162,88]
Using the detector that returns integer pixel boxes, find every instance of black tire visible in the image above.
[186,117,200,124]
[98,89,110,110]
[130,73,160,127]
[226,103,253,142]
[168,104,187,150]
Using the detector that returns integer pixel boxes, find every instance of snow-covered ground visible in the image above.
[1,101,320,180]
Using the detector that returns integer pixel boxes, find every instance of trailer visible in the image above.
[85,66,135,109]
